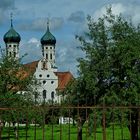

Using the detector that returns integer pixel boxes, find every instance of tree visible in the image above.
[0,49,37,139]
[65,8,140,140]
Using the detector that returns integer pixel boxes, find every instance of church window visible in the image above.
[13,52,16,57]
[9,45,11,47]
[14,45,16,48]
[50,53,52,59]
[46,53,48,59]
[46,47,48,49]
[39,74,42,77]
[51,81,54,84]
[43,80,46,84]
[51,91,55,99]
[47,74,50,78]
[50,47,52,49]
[43,90,47,99]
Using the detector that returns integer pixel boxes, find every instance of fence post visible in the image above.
[102,100,106,140]
[0,128,1,140]
[112,107,114,140]
[51,92,54,140]
[93,108,96,140]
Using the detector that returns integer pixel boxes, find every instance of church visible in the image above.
[3,16,73,103]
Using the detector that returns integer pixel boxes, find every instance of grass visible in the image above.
[2,124,130,140]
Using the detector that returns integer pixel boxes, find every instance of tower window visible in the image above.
[50,47,52,49]
[46,53,48,59]
[51,81,54,84]
[14,45,16,48]
[43,80,46,84]
[46,47,48,49]
[39,74,42,77]
[9,45,11,47]
[50,53,52,59]
[47,74,50,78]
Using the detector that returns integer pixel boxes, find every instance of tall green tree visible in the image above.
[0,49,37,139]
[65,8,140,140]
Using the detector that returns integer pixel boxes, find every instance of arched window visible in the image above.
[51,91,54,99]
[13,52,16,57]
[50,53,52,59]
[43,90,47,99]
[46,53,48,59]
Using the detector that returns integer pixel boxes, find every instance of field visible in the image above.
[2,124,130,140]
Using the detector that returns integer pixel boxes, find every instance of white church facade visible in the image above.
[3,17,73,103]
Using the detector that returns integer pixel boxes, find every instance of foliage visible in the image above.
[0,49,38,127]
[64,7,140,140]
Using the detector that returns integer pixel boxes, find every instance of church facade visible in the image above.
[3,17,73,103]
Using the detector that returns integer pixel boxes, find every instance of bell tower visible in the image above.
[3,13,21,59]
[40,20,57,71]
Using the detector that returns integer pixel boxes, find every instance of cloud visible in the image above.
[18,17,64,31]
[125,4,140,25]
[56,40,84,76]
[0,0,15,9]
[68,11,85,23]
[20,38,42,63]
[94,3,126,20]
[0,0,15,24]
[93,3,140,25]
[0,9,4,24]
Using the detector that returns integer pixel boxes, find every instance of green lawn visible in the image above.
[2,124,130,140]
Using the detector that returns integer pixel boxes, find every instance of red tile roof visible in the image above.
[55,72,74,90]
[24,60,39,74]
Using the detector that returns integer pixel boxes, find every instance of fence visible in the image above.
[0,106,140,140]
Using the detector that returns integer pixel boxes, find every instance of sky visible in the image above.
[0,0,140,76]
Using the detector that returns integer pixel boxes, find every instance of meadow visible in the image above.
[2,124,130,140]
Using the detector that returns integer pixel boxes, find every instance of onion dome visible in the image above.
[3,15,21,43]
[41,22,56,45]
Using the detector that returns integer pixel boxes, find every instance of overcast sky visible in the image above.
[0,0,140,76]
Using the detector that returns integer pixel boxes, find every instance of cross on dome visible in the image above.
[47,18,50,31]
[10,13,13,28]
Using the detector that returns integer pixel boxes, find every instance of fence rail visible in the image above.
[0,106,140,140]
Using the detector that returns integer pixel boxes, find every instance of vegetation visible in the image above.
[2,124,130,140]
[64,7,140,140]
[0,49,38,139]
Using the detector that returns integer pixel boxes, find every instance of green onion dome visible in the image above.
[41,24,56,45]
[3,20,21,43]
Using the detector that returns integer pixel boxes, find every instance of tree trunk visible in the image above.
[129,111,138,140]
[13,122,18,139]
[77,116,84,140]
[77,125,82,140]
